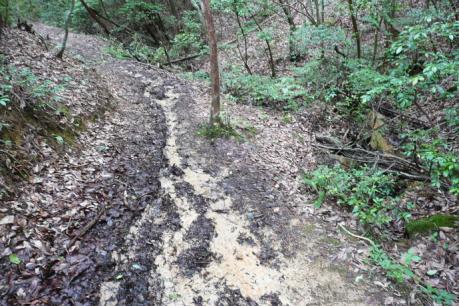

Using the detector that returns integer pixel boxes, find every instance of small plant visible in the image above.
[421,285,456,305]
[402,130,459,194]
[304,165,401,225]
[104,40,135,60]
[223,66,308,109]
[370,246,455,304]
[370,246,414,283]
[197,123,240,140]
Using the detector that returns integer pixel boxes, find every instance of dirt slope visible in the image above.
[4,24,396,305]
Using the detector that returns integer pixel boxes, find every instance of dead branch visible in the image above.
[162,53,205,65]
[314,135,429,180]
[66,205,106,253]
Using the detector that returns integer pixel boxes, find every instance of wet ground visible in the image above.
[20,24,393,305]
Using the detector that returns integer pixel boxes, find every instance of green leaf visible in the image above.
[54,135,64,145]
[426,269,438,276]
[396,46,403,54]
[9,254,21,265]
[314,190,326,208]
[132,263,142,270]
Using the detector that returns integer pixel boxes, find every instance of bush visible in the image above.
[304,165,404,225]
[223,66,308,110]
[401,130,459,194]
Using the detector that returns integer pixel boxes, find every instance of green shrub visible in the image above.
[304,165,403,225]
[168,11,207,59]
[402,129,459,194]
[223,66,308,110]
[370,245,456,305]
[0,66,64,111]
[197,122,240,140]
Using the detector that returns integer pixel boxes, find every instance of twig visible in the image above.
[338,224,375,247]
[66,205,106,253]
[162,53,206,66]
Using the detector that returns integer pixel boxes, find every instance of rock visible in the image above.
[0,215,14,225]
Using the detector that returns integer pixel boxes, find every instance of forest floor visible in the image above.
[0,25,405,305]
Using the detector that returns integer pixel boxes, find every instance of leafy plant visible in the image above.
[304,165,402,225]
[197,122,240,140]
[370,245,414,283]
[9,253,21,265]
[402,130,459,194]
[223,66,308,110]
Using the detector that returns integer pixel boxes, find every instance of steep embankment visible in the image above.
[0,24,396,305]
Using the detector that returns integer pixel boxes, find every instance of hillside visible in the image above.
[0,0,458,305]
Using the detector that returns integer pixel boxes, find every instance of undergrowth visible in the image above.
[223,66,309,111]
[197,122,241,140]
[369,246,455,305]
[304,165,408,226]
[196,113,256,141]
[0,62,76,189]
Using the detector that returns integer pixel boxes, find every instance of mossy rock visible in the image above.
[406,214,459,237]
[370,130,395,153]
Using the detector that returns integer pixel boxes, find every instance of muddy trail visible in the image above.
[22,24,393,305]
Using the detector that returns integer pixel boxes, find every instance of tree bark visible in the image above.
[78,0,111,34]
[0,0,8,30]
[234,9,252,74]
[252,16,276,77]
[56,0,75,59]
[202,0,221,125]
[278,0,298,61]
[347,0,361,58]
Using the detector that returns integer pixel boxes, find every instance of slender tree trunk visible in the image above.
[202,0,221,125]
[314,0,320,25]
[98,0,109,18]
[347,0,361,58]
[56,0,75,59]
[372,17,383,65]
[252,16,276,77]
[278,0,298,61]
[0,0,8,30]
[321,0,325,23]
[234,9,252,74]
[79,0,111,34]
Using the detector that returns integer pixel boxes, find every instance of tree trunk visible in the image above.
[79,0,111,34]
[56,0,75,59]
[202,0,221,125]
[0,0,8,30]
[252,16,276,77]
[234,10,252,74]
[278,0,298,61]
[347,0,361,58]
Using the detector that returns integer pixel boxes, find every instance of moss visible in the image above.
[48,128,78,146]
[3,127,24,146]
[406,214,459,237]
[303,223,316,235]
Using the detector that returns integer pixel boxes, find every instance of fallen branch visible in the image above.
[66,205,106,253]
[339,224,375,246]
[314,135,425,175]
[162,53,206,66]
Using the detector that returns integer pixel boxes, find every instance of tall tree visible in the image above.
[0,0,8,30]
[202,0,221,125]
[56,0,75,59]
[278,0,298,61]
[347,0,361,58]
